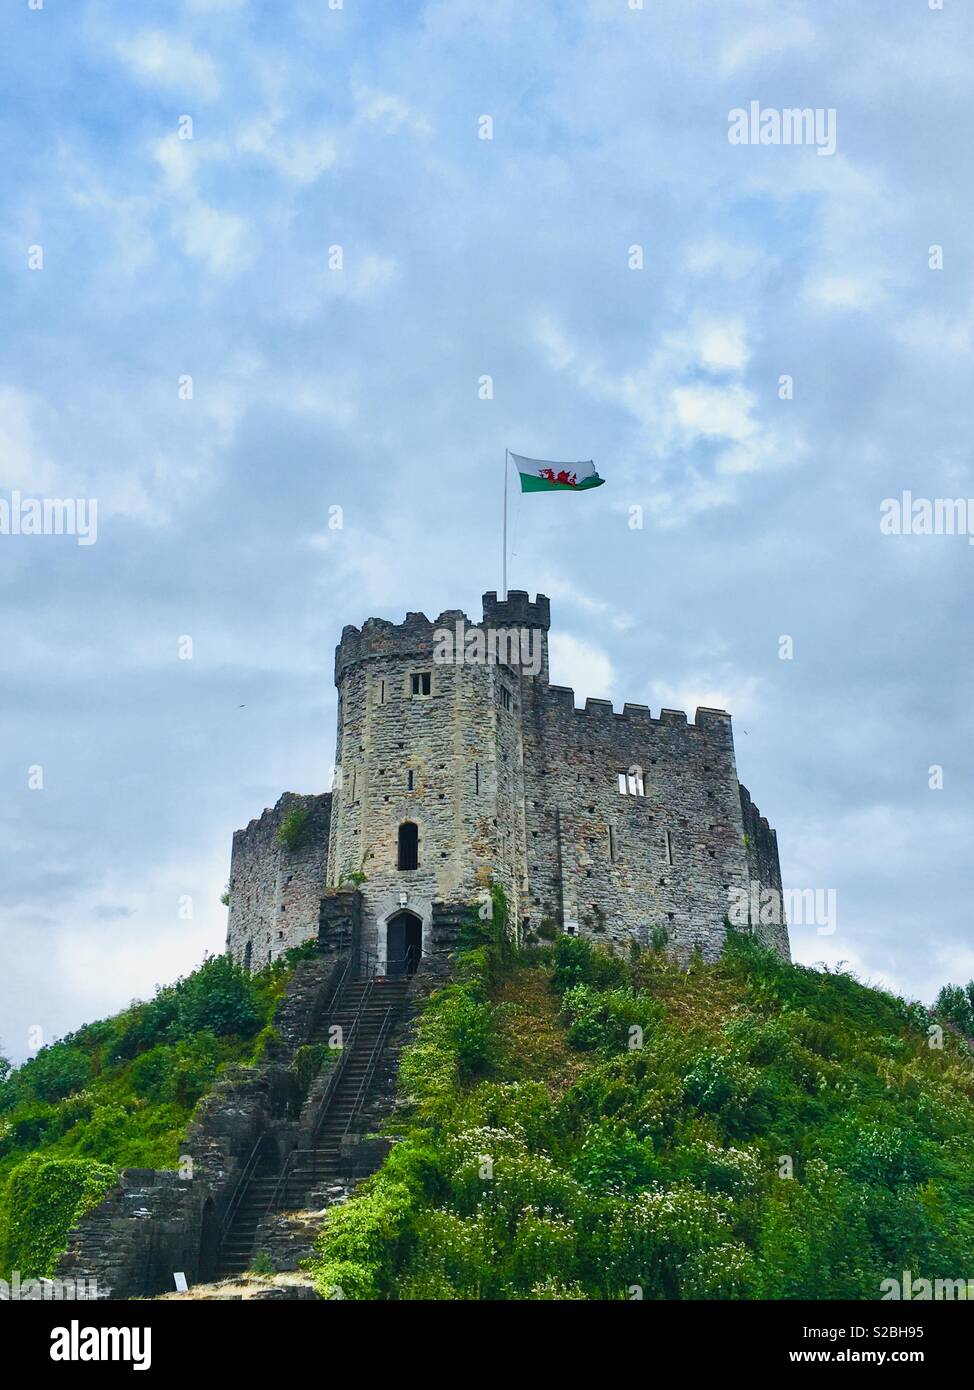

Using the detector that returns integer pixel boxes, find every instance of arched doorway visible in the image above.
[386,910,422,976]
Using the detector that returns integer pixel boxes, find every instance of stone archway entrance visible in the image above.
[385,910,422,976]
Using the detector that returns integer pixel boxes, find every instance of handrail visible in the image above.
[218,1133,273,1249]
[265,967,377,1213]
[321,950,355,1017]
[341,976,411,1139]
[262,963,414,1211]
[341,1006,394,1141]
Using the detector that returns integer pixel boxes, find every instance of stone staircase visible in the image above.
[214,974,411,1278]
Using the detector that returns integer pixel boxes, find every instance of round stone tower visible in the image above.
[327,596,540,972]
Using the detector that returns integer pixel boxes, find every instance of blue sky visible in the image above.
[1,0,971,1063]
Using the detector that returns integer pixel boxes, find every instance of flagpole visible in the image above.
[502,448,508,600]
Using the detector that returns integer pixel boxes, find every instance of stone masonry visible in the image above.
[227,792,330,970]
[226,592,788,967]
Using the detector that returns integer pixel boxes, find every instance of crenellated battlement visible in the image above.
[542,686,731,731]
[335,608,474,682]
[482,589,551,631]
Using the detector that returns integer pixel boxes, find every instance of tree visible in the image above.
[933,981,974,1040]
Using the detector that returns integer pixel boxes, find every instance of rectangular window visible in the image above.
[618,769,645,796]
[411,672,431,696]
[500,685,512,711]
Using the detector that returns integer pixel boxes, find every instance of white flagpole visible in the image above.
[502,448,509,599]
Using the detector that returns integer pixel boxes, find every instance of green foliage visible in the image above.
[292,1044,338,1101]
[171,954,263,1038]
[0,946,312,1279]
[934,981,974,1040]
[249,1250,274,1275]
[0,1156,117,1278]
[309,898,974,1300]
[276,807,311,851]
[561,983,663,1052]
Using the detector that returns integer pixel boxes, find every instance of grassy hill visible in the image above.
[0,945,315,1281]
[308,896,974,1300]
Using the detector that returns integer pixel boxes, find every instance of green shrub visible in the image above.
[573,1119,655,1193]
[276,808,310,851]
[0,1156,117,1278]
[562,983,662,1053]
[1,1046,90,1109]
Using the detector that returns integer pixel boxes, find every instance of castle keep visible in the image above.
[226,592,787,972]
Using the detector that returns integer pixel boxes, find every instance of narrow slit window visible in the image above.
[475,762,480,794]
[664,829,673,865]
[397,821,419,870]
[608,825,616,863]
[407,769,414,791]
[379,679,385,704]
[411,672,431,696]
[500,685,512,711]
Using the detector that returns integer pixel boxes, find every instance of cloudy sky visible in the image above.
[1,0,971,1063]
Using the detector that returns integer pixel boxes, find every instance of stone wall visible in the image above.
[54,955,347,1299]
[518,687,751,962]
[226,792,331,967]
[741,784,789,959]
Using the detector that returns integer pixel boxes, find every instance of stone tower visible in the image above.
[226,591,787,971]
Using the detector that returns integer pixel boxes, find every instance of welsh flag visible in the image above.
[511,452,605,493]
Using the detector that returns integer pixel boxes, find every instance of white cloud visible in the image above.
[671,382,756,443]
[548,633,615,699]
[353,84,432,137]
[803,272,887,312]
[237,120,339,185]
[684,237,764,281]
[647,673,764,722]
[174,202,251,275]
[319,252,399,301]
[720,14,816,75]
[0,387,61,492]
[115,30,221,102]
[694,319,750,371]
